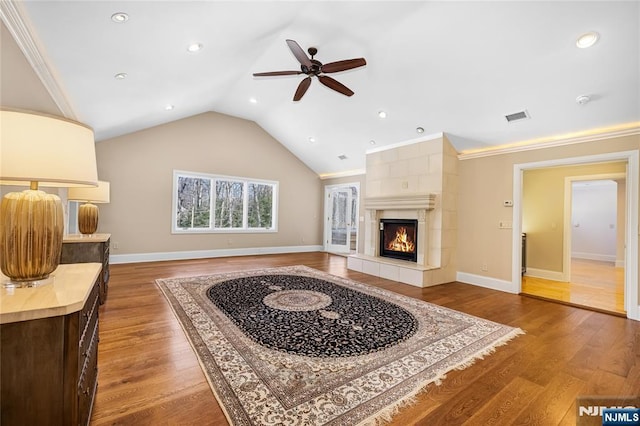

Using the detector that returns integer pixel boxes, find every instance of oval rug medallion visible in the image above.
[207,274,418,357]
[263,289,333,311]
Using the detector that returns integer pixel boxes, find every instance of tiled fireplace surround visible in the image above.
[347,134,458,287]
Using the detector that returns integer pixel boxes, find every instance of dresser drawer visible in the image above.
[78,319,99,426]
[79,283,99,337]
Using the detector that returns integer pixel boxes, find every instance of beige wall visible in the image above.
[95,111,323,255]
[0,22,62,115]
[522,162,626,273]
[458,133,639,283]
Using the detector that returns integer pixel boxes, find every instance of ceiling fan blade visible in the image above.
[286,39,312,68]
[293,77,312,101]
[253,71,303,77]
[318,75,354,97]
[321,58,367,73]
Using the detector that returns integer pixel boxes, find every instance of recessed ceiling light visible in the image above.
[114,72,127,80]
[576,31,599,48]
[378,111,387,119]
[369,140,376,145]
[111,12,129,23]
[308,137,316,143]
[576,95,591,105]
[249,97,257,104]
[187,43,203,53]
[416,127,425,134]
[165,104,175,111]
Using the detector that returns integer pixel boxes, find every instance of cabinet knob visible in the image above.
[83,387,90,396]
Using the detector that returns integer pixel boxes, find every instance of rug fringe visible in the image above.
[357,327,525,426]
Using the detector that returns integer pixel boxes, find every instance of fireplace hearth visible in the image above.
[379,219,418,262]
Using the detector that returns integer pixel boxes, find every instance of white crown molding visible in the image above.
[0,1,76,118]
[458,126,640,160]
[319,169,366,180]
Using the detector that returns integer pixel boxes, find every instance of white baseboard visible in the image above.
[456,272,517,294]
[524,267,566,282]
[110,245,324,264]
[572,252,616,263]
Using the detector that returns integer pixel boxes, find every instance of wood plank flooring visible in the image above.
[91,252,640,425]
[522,258,625,315]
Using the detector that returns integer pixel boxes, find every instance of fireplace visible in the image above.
[379,219,418,262]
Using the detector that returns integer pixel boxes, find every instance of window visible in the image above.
[172,170,278,233]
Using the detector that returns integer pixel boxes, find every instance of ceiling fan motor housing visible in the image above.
[253,39,366,101]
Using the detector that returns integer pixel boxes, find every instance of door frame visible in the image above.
[323,183,360,253]
[512,150,639,321]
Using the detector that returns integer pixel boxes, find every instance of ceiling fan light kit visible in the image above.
[253,39,366,101]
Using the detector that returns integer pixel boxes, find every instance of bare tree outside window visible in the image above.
[215,180,244,228]
[176,176,211,228]
[248,183,273,228]
[173,171,278,233]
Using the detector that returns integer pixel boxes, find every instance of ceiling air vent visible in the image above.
[338,154,348,160]
[505,110,530,123]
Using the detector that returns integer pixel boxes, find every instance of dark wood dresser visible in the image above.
[61,233,110,304]
[0,263,102,426]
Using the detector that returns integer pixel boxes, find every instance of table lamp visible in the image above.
[0,109,98,286]
[67,181,110,235]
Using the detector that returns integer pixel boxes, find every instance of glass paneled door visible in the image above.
[325,184,359,253]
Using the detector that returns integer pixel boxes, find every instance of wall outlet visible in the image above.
[112,242,119,250]
[481,263,488,272]
[499,221,513,229]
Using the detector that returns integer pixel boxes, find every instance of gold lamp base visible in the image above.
[78,202,99,235]
[0,189,63,285]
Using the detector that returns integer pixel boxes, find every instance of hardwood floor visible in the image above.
[91,253,640,425]
[522,258,625,315]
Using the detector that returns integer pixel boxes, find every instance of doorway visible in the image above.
[513,150,639,321]
[521,169,626,314]
[324,183,359,254]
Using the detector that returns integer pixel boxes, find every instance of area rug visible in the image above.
[156,266,523,425]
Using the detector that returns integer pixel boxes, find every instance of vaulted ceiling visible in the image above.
[3,1,639,176]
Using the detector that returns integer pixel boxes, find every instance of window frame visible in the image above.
[172,170,278,234]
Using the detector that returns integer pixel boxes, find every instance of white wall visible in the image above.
[571,180,617,262]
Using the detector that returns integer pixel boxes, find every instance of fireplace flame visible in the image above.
[387,227,415,252]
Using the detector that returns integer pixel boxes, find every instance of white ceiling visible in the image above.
[8,1,640,176]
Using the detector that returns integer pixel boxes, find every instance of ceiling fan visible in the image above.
[253,39,367,101]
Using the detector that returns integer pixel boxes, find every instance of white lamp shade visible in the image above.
[68,180,110,203]
[0,109,98,187]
